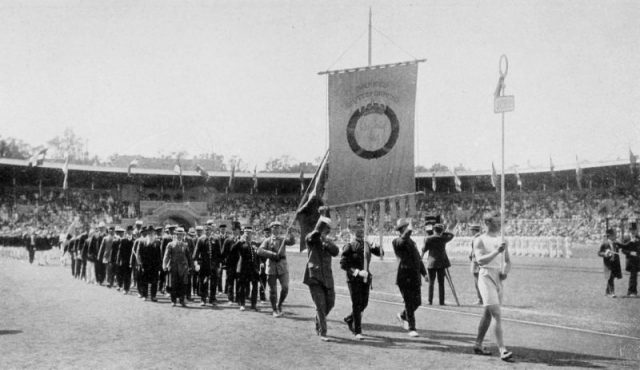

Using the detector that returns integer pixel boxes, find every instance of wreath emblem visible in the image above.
[346,103,400,160]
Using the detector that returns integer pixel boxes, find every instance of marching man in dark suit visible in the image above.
[598,228,623,298]
[621,231,640,297]
[193,224,217,306]
[421,223,454,305]
[137,226,162,302]
[392,218,427,338]
[340,217,383,340]
[233,226,261,311]
[163,227,193,307]
[97,226,117,288]
[116,226,134,294]
[303,216,339,342]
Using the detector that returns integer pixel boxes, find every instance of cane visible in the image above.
[444,268,460,306]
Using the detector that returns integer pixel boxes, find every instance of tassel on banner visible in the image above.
[389,199,397,221]
[408,194,416,217]
[379,200,386,233]
[339,208,348,231]
[398,197,407,219]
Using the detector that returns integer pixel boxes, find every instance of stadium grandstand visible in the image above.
[1,155,637,252]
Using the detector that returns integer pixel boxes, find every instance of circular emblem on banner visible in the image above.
[346,103,399,160]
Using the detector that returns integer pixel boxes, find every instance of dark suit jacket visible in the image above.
[193,235,214,274]
[340,238,382,283]
[422,232,454,269]
[598,240,622,279]
[303,231,339,289]
[621,239,640,272]
[393,235,426,287]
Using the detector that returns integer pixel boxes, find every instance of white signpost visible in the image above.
[494,55,514,273]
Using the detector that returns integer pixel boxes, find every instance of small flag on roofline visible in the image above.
[28,148,47,167]
[127,159,139,177]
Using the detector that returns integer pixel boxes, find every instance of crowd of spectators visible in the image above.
[1,184,638,248]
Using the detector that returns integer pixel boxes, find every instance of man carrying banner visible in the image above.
[393,218,427,338]
[258,221,295,317]
[303,216,339,341]
[472,211,512,361]
[340,217,383,340]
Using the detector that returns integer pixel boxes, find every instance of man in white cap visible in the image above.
[257,220,295,317]
[163,227,193,307]
[303,216,339,341]
[392,218,427,337]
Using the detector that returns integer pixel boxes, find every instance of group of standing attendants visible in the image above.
[61,219,294,313]
[301,210,513,361]
[598,228,640,298]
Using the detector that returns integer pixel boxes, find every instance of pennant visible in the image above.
[173,158,183,187]
[28,148,47,167]
[379,200,385,233]
[296,154,329,252]
[252,166,258,194]
[299,167,305,195]
[389,199,397,220]
[549,156,555,177]
[62,152,69,190]
[453,169,462,192]
[575,155,583,190]
[407,194,416,217]
[431,172,436,192]
[515,168,522,189]
[127,159,139,177]
[491,162,498,189]
[228,164,236,193]
[195,164,209,181]
[630,148,637,175]
[400,197,408,218]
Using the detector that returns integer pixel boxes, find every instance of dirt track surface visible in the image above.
[1,256,639,369]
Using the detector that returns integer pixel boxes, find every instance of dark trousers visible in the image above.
[209,264,219,299]
[118,266,132,292]
[605,272,616,295]
[217,267,224,292]
[309,283,335,336]
[139,268,158,299]
[628,266,638,295]
[70,258,76,277]
[80,259,87,280]
[198,271,216,302]
[74,259,83,278]
[158,270,166,293]
[226,271,237,302]
[259,272,267,300]
[28,248,35,264]
[169,271,188,303]
[398,284,421,331]
[428,268,446,305]
[238,276,259,308]
[345,279,371,334]
[95,261,105,284]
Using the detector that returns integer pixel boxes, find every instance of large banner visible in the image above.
[327,62,418,206]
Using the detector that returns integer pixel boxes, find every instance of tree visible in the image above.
[415,164,429,172]
[228,155,248,172]
[428,163,449,172]
[0,136,33,159]
[46,127,87,160]
[264,155,295,173]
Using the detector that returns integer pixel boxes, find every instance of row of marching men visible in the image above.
[62,219,295,312]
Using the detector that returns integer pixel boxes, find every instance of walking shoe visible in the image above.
[320,336,330,342]
[123,291,128,295]
[171,302,177,307]
[180,301,187,307]
[611,294,617,298]
[628,293,638,298]
[500,350,513,361]
[116,287,121,291]
[151,298,158,302]
[200,302,207,307]
[396,313,409,330]
[354,334,364,341]
[273,311,282,318]
[408,331,419,337]
[473,299,483,305]
[239,306,245,311]
[344,317,354,333]
[473,346,491,356]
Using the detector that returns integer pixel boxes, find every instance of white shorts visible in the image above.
[478,268,503,306]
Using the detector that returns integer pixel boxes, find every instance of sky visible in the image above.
[0,0,639,171]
